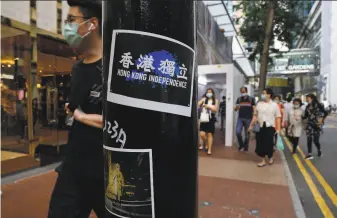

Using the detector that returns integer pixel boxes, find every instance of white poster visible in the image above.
[0,1,30,25]
[36,1,57,32]
[103,146,155,218]
[62,1,70,34]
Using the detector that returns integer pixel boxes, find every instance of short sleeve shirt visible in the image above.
[236,96,256,119]
[65,59,103,177]
[256,100,281,127]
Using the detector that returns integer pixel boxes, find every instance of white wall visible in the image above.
[330,2,337,105]
[1,1,30,25]
[321,1,337,105]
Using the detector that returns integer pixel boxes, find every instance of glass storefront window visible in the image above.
[33,36,76,152]
[1,26,31,162]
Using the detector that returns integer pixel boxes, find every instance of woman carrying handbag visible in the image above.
[198,88,219,155]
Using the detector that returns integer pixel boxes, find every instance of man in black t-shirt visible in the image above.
[219,96,226,130]
[234,87,256,151]
[48,1,105,217]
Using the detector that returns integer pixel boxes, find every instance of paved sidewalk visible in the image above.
[1,132,298,218]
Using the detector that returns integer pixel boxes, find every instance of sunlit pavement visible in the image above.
[1,129,297,218]
[284,114,337,217]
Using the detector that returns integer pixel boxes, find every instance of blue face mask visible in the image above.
[261,94,266,101]
[63,21,93,48]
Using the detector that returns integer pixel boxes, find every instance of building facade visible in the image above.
[296,1,337,106]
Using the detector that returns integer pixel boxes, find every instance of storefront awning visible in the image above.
[203,1,255,77]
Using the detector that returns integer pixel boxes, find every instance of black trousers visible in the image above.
[291,137,299,152]
[307,134,321,154]
[220,114,225,130]
[48,166,105,218]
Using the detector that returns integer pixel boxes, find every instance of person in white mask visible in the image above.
[249,88,281,167]
[48,1,104,217]
[234,87,256,152]
[288,98,303,154]
[198,88,219,155]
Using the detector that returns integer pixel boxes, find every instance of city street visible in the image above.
[284,114,337,218]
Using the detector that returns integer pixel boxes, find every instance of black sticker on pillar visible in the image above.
[107,30,195,117]
[103,146,155,218]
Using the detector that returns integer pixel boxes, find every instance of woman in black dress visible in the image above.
[302,94,328,159]
[198,88,219,155]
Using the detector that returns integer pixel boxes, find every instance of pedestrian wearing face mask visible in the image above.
[273,95,286,148]
[288,98,303,154]
[249,88,281,167]
[48,1,105,217]
[198,88,219,155]
[234,87,256,151]
[302,94,328,159]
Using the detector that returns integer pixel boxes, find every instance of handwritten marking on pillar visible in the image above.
[103,120,126,148]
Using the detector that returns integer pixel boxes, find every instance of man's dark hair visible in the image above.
[67,0,102,36]
[264,88,273,98]
[222,96,226,100]
[240,87,248,92]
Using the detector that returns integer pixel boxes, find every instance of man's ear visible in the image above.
[89,17,99,31]
[88,23,94,31]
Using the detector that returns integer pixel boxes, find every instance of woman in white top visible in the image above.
[288,98,303,154]
[198,88,219,155]
[249,88,281,167]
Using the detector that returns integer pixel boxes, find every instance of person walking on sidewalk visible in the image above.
[234,87,256,151]
[219,96,226,131]
[273,95,286,149]
[249,88,281,167]
[48,1,105,217]
[198,88,219,155]
[302,94,328,160]
[288,98,303,154]
[284,96,293,138]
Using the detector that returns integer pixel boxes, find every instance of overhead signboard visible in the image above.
[274,64,316,71]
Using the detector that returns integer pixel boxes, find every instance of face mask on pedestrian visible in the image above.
[274,100,279,104]
[206,93,213,98]
[261,94,267,101]
[64,20,94,48]
[293,104,300,109]
[241,93,247,97]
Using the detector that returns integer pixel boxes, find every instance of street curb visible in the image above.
[1,162,61,186]
[280,148,307,218]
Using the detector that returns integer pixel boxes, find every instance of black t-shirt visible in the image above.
[64,59,103,178]
[236,95,255,119]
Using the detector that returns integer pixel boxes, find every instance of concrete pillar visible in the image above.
[102,0,197,217]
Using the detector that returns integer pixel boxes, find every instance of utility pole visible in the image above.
[103,0,197,217]
[259,0,275,93]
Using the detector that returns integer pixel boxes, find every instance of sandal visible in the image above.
[207,151,212,155]
[268,158,274,165]
[257,162,267,167]
[199,145,203,150]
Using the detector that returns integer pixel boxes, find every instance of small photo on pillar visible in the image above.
[103,146,155,218]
